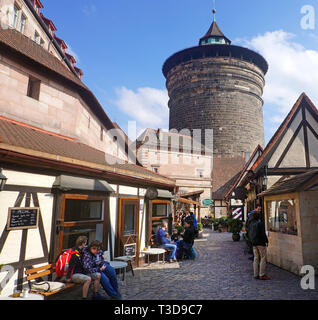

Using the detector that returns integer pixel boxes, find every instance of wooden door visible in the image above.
[118,198,140,265]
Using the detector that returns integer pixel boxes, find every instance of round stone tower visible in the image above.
[162,12,268,159]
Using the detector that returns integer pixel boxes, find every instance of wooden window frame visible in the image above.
[58,194,107,253]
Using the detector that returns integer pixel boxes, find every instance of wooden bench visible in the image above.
[25,264,78,299]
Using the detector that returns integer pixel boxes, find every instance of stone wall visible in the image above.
[166,56,265,158]
[0,55,127,161]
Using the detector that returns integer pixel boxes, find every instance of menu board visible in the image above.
[7,207,39,231]
[124,243,136,257]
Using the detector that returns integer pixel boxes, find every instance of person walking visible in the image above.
[248,210,270,280]
[156,221,177,263]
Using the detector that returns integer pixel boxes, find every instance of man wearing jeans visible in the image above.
[248,210,270,280]
[156,221,177,263]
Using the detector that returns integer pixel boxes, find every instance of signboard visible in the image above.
[123,243,136,257]
[6,207,39,231]
[202,199,214,206]
[231,199,243,206]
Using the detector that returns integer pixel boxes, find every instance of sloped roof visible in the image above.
[200,21,231,44]
[0,27,115,132]
[224,145,263,199]
[0,116,176,187]
[259,169,318,196]
[252,93,318,173]
[212,171,242,200]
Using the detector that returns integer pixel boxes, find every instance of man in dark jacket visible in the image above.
[179,221,196,260]
[248,211,270,280]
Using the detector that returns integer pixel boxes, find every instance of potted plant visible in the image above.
[218,217,228,232]
[175,225,184,235]
[212,218,219,231]
[228,218,243,241]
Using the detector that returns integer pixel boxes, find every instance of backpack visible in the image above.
[247,220,260,245]
[55,248,79,279]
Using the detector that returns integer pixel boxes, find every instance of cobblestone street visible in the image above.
[119,229,318,300]
[54,229,318,300]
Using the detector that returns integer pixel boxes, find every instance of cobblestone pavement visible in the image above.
[119,230,318,300]
[54,229,318,300]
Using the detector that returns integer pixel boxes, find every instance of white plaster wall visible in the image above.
[0,170,55,296]
[109,196,117,257]
[118,186,138,196]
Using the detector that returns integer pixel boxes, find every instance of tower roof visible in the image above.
[199,11,231,46]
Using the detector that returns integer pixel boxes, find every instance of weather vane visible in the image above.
[213,0,216,21]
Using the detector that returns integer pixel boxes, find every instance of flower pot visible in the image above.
[221,227,227,233]
[232,233,241,242]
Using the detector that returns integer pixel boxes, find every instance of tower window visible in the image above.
[100,126,104,141]
[27,77,41,100]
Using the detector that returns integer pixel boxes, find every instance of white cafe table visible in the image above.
[142,248,166,266]
[109,260,128,283]
[0,293,44,300]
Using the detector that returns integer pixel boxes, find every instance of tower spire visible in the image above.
[213,0,216,21]
[199,1,231,46]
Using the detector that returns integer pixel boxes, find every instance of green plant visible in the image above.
[228,219,243,234]
[218,217,228,228]
[197,222,203,231]
[175,225,184,234]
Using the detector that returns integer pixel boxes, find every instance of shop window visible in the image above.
[62,223,104,250]
[152,203,169,217]
[266,199,297,235]
[151,201,171,237]
[64,199,102,222]
[123,204,136,235]
[59,196,106,252]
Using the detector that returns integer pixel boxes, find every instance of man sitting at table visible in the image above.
[155,221,177,263]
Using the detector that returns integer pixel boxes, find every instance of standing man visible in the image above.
[156,221,177,263]
[246,205,262,260]
[248,209,270,280]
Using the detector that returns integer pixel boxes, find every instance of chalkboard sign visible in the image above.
[6,207,39,231]
[124,243,136,257]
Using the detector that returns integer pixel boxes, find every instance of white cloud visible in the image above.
[237,30,318,114]
[113,86,169,130]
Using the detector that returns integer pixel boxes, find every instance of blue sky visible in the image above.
[42,0,318,144]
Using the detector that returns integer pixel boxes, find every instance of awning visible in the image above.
[157,189,174,199]
[53,175,114,192]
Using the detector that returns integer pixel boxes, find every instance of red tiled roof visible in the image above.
[0,117,176,186]
[0,27,114,131]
